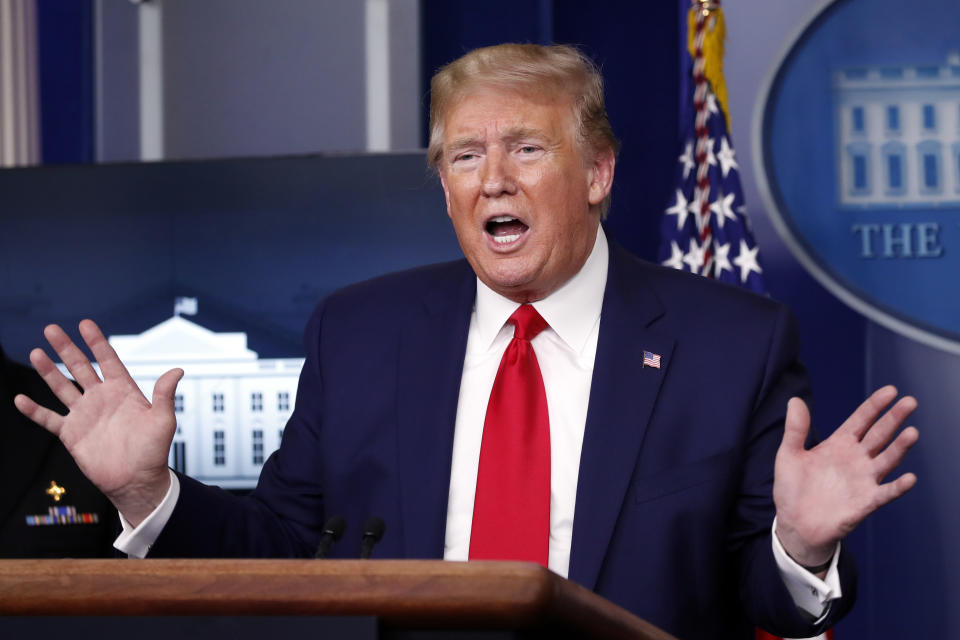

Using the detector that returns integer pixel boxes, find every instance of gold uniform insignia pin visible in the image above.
[45,480,66,502]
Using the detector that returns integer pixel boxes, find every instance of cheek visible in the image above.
[444,177,479,213]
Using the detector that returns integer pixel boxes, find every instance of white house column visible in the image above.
[138,0,164,161]
[0,0,40,166]
[364,0,390,151]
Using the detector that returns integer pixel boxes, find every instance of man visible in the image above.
[0,342,115,557]
[14,44,918,639]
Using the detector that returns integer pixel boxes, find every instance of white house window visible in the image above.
[174,394,184,413]
[251,391,263,412]
[851,106,865,133]
[213,430,225,466]
[172,441,186,474]
[882,141,907,195]
[278,391,290,412]
[853,156,867,190]
[846,142,872,195]
[212,393,224,413]
[888,155,903,189]
[886,105,900,132]
[923,104,937,131]
[278,428,284,445]
[252,430,264,465]
[916,140,942,193]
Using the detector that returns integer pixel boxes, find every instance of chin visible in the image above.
[483,264,534,290]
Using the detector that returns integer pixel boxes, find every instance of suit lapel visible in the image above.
[396,262,476,558]
[568,244,676,590]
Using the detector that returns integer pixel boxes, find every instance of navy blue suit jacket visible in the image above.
[152,241,856,639]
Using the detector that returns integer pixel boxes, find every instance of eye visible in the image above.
[453,152,478,163]
[519,145,539,154]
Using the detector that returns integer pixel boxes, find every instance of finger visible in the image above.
[873,425,919,480]
[78,319,131,381]
[837,385,898,440]
[861,395,917,456]
[780,397,811,453]
[874,472,917,508]
[29,347,83,406]
[13,393,66,435]
[151,368,184,413]
[44,324,102,390]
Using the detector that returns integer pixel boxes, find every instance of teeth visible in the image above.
[491,216,517,223]
[493,233,522,244]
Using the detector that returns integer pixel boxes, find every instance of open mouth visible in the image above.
[485,216,529,245]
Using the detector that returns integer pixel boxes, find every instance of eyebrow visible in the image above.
[446,136,482,154]
[502,126,553,144]
[445,126,557,153]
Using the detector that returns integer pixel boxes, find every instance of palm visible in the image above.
[773,389,918,565]
[62,374,174,493]
[13,320,182,525]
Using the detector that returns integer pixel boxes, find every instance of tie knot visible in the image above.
[509,304,548,342]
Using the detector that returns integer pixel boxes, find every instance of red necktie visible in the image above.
[469,304,550,566]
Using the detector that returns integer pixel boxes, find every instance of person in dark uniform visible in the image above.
[0,341,115,557]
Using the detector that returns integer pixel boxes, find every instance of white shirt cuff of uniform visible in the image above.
[771,517,842,621]
[113,469,180,558]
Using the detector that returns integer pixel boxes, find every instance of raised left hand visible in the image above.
[773,385,919,569]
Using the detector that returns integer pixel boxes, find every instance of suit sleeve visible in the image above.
[733,304,858,637]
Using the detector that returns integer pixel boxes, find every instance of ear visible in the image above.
[587,148,616,207]
[438,169,453,220]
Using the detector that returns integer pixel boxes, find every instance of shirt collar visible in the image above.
[473,226,609,355]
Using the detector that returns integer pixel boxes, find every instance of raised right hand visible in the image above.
[13,319,183,526]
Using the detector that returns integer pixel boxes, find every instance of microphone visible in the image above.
[314,515,347,559]
[359,516,386,559]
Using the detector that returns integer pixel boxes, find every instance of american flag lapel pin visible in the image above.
[642,350,662,369]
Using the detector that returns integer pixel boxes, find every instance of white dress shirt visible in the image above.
[442,224,607,576]
[116,225,839,617]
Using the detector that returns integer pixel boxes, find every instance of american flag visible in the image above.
[664,4,827,640]
[658,0,764,295]
[642,350,662,369]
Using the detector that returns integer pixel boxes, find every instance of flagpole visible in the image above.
[691,0,719,277]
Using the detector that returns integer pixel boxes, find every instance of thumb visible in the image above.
[152,368,184,413]
[780,397,811,453]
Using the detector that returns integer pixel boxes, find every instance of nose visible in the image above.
[480,147,517,197]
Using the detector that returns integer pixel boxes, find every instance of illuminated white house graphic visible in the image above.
[107,313,304,489]
[834,52,960,208]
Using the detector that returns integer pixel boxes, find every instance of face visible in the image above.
[438,87,615,303]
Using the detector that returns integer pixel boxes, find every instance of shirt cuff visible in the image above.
[113,469,180,558]
[770,517,842,621]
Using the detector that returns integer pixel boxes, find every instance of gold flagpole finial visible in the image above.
[695,0,720,16]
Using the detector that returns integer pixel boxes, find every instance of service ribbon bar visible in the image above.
[25,505,100,526]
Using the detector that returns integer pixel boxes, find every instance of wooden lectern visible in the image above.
[0,559,677,639]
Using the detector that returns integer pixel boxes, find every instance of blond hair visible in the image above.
[427,44,620,213]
